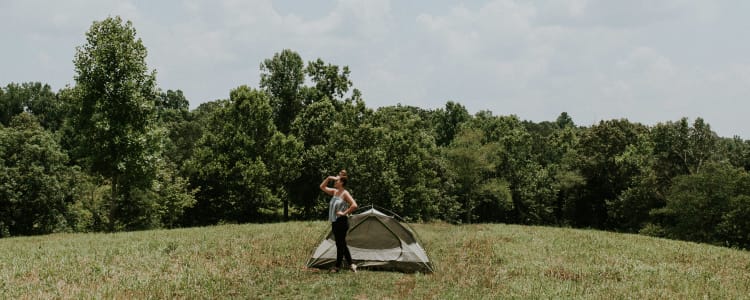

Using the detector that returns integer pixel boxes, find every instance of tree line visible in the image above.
[2,17,749,249]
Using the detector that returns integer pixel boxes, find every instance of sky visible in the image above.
[1,0,749,138]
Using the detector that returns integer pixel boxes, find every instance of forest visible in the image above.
[2,17,749,249]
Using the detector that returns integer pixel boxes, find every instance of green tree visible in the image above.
[0,83,25,126]
[660,162,750,246]
[258,50,308,219]
[366,105,446,220]
[721,136,750,171]
[151,160,197,228]
[305,58,352,101]
[260,49,305,134]
[156,89,189,112]
[433,101,470,147]
[643,118,723,234]
[0,82,64,131]
[572,119,647,228]
[266,131,304,220]
[70,16,159,230]
[555,112,575,129]
[289,98,338,219]
[156,96,196,169]
[0,113,74,236]
[466,112,556,224]
[186,86,294,223]
[542,124,584,224]
[444,127,511,223]
[173,100,225,180]
[524,112,576,167]
[607,132,662,232]
[717,194,750,249]
[651,118,720,180]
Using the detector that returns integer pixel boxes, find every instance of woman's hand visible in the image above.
[329,175,340,181]
[336,211,345,217]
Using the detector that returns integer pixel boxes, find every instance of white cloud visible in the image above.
[1,0,748,137]
[536,0,718,28]
[616,47,675,77]
[336,0,392,38]
[393,1,747,137]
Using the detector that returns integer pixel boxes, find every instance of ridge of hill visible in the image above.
[1,222,749,298]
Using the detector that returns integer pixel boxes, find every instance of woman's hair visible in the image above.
[338,175,348,187]
[339,169,348,177]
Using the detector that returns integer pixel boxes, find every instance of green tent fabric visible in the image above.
[306,207,434,273]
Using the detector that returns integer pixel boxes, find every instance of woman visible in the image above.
[320,170,358,273]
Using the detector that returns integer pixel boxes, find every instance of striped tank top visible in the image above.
[328,192,349,222]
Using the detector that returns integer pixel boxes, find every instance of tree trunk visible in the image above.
[466,193,473,224]
[284,200,289,221]
[109,175,118,231]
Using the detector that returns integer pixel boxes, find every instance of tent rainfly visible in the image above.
[306,207,434,273]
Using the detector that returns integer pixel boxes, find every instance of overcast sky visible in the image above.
[2,0,749,137]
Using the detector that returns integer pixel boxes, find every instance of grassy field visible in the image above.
[1,222,749,299]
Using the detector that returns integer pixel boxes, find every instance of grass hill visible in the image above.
[1,222,749,299]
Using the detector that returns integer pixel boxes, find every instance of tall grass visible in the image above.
[1,222,749,299]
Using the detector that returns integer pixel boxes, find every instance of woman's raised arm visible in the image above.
[320,176,338,196]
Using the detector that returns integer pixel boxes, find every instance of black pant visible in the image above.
[332,216,353,268]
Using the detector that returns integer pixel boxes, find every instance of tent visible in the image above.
[306,207,434,273]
